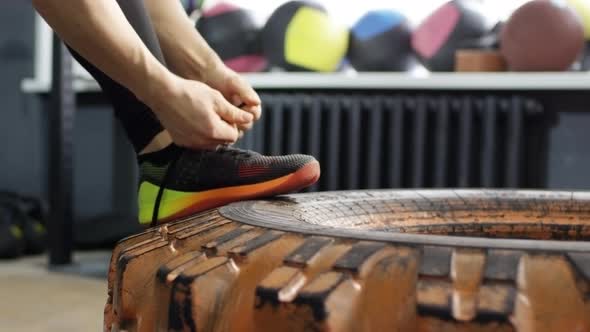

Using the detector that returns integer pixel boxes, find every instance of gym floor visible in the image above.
[0,251,110,332]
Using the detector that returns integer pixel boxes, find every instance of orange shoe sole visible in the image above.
[158,160,320,224]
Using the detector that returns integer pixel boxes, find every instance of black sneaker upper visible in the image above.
[140,145,316,192]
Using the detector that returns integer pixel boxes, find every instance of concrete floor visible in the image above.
[0,251,111,332]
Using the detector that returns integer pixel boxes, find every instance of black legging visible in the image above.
[68,0,167,153]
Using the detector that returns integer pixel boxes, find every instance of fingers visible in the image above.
[225,76,262,121]
[236,82,261,107]
[229,97,257,132]
[237,120,253,132]
[241,104,262,121]
[228,75,261,105]
[215,95,254,125]
[209,116,240,143]
[230,95,242,106]
[230,94,260,120]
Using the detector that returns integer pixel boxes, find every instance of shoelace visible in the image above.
[215,146,253,159]
[150,147,184,227]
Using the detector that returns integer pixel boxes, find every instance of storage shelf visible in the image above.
[245,72,590,90]
[21,72,590,94]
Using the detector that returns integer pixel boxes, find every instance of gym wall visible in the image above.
[2,0,590,224]
[0,2,119,220]
[0,2,39,196]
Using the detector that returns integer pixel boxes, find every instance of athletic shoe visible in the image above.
[137,145,320,226]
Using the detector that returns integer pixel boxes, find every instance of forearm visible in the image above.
[32,0,174,103]
[143,0,224,83]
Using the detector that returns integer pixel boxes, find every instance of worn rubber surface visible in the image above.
[105,190,590,332]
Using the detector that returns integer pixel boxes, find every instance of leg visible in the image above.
[68,0,169,153]
[68,0,320,226]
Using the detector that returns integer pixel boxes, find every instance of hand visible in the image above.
[146,75,254,150]
[205,65,262,131]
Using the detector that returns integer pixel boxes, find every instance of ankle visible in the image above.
[138,143,183,165]
[140,131,173,155]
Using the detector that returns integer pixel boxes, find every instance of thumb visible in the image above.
[240,103,262,121]
[216,98,253,124]
[211,118,239,142]
[229,76,261,106]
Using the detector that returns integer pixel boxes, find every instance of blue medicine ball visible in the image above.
[348,10,416,71]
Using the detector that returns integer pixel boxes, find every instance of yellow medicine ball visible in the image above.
[568,0,590,39]
[261,1,349,72]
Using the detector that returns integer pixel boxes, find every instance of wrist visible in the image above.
[135,67,179,113]
[166,40,225,84]
[202,58,229,87]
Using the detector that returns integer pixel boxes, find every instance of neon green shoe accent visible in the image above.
[10,225,23,239]
[138,181,200,225]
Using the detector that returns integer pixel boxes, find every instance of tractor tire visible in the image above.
[104,190,590,332]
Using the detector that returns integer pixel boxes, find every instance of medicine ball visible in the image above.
[0,192,46,257]
[412,0,495,71]
[196,3,267,72]
[567,0,590,69]
[180,0,205,15]
[348,10,415,72]
[261,1,349,72]
[501,0,584,71]
[568,0,590,37]
[0,204,24,259]
[18,195,47,255]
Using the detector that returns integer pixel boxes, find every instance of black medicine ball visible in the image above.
[348,10,416,71]
[196,3,267,72]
